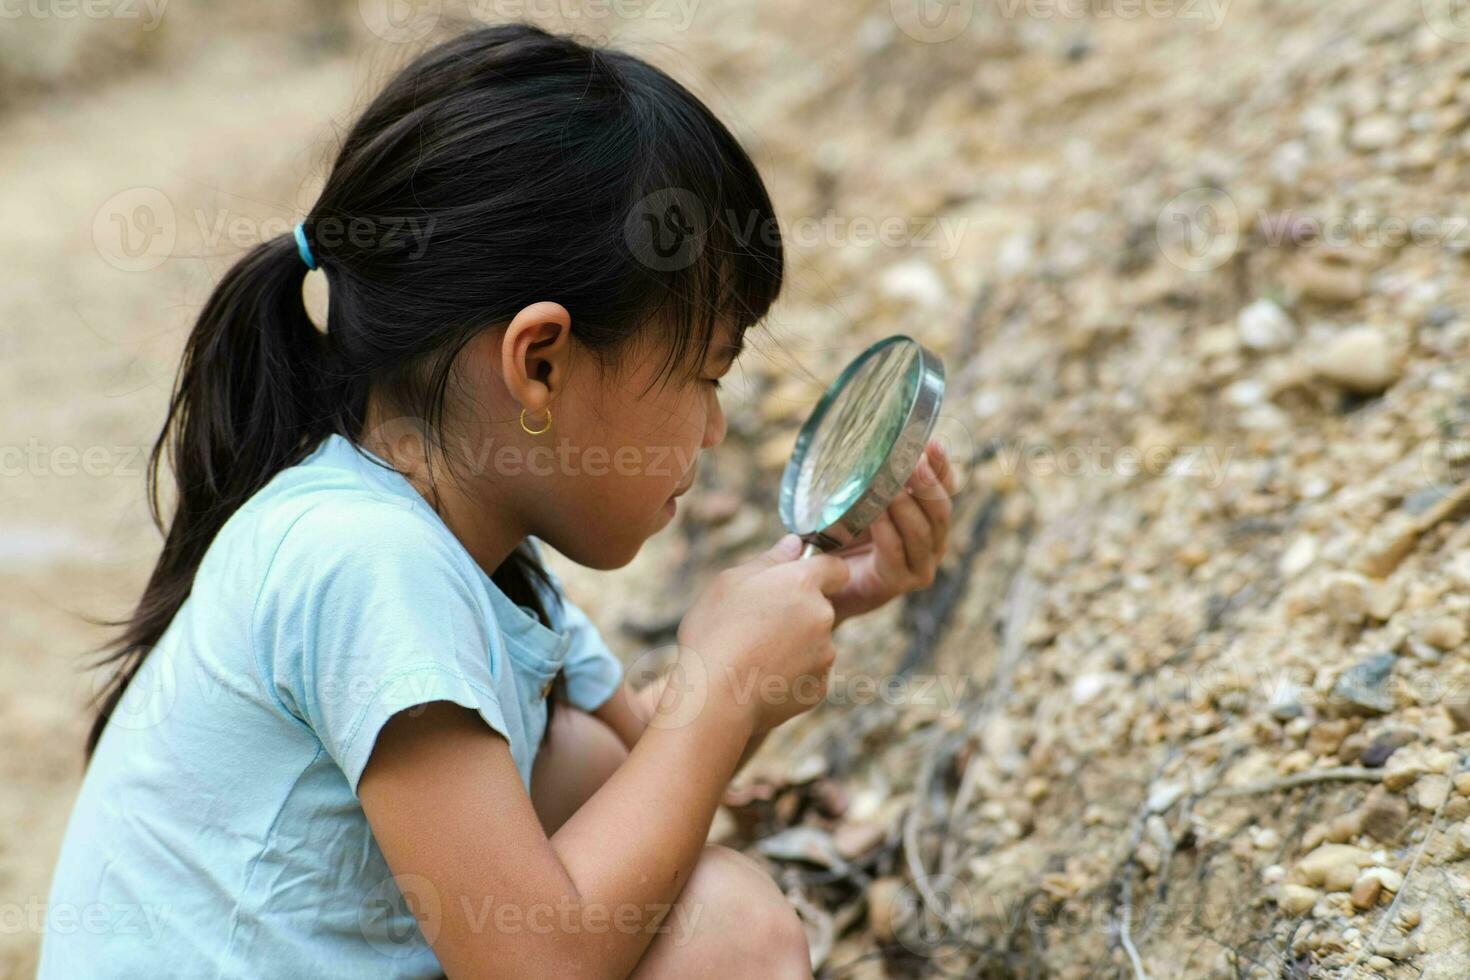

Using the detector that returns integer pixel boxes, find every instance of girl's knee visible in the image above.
[652,845,810,979]
[713,846,809,973]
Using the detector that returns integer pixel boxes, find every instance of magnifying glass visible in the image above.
[778,335,946,560]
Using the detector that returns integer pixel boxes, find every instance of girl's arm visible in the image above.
[594,675,770,777]
[358,540,848,979]
[359,683,755,980]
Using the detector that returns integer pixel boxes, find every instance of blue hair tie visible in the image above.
[293,221,318,270]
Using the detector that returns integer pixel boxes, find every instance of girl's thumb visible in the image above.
[753,533,802,567]
[733,534,803,578]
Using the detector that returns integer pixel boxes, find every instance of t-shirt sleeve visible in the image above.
[556,596,626,712]
[526,537,626,712]
[253,500,513,792]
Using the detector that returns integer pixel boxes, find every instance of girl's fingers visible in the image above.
[889,487,935,579]
[927,440,960,495]
[867,510,907,583]
[909,442,958,502]
[907,454,952,559]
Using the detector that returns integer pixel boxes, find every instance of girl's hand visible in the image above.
[675,535,850,735]
[828,440,959,627]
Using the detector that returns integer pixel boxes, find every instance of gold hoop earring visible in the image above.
[519,406,552,436]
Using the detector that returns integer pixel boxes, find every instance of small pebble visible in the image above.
[1295,844,1371,889]
[1413,773,1453,812]
[1307,719,1350,757]
[1286,257,1366,304]
[1350,874,1382,909]
[1360,866,1404,893]
[1350,113,1405,151]
[1325,812,1363,844]
[1317,326,1402,395]
[1280,884,1320,916]
[1360,788,1409,842]
[1423,615,1467,650]
[1238,298,1297,351]
[1269,683,1305,722]
[1331,652,1398,717]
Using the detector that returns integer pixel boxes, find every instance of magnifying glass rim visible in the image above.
[777,334,945,545]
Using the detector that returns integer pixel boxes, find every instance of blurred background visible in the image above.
[8,0,1470,976]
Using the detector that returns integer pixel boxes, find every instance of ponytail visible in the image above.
[85,232,335,756]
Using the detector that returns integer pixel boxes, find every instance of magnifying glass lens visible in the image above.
[790,342,925,533]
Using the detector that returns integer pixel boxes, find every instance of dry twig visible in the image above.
[1211,767,1383,798]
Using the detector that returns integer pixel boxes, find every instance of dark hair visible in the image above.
[85,21,784,756]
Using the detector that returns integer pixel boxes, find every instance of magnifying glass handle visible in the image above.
[798,541,822,560]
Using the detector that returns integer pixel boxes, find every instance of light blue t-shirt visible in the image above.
[39,432,625,979]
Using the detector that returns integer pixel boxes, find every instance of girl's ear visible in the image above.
[497,301,573,412]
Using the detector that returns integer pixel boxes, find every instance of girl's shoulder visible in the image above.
[240,489,512,794]
[218,434,485,620]
[251,490,479,611]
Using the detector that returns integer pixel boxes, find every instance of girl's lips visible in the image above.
[665,478,692,515]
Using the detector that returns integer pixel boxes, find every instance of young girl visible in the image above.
[41,22,956,979]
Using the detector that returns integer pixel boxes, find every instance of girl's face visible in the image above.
[455,303,741,571]
[543,327,735,569]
